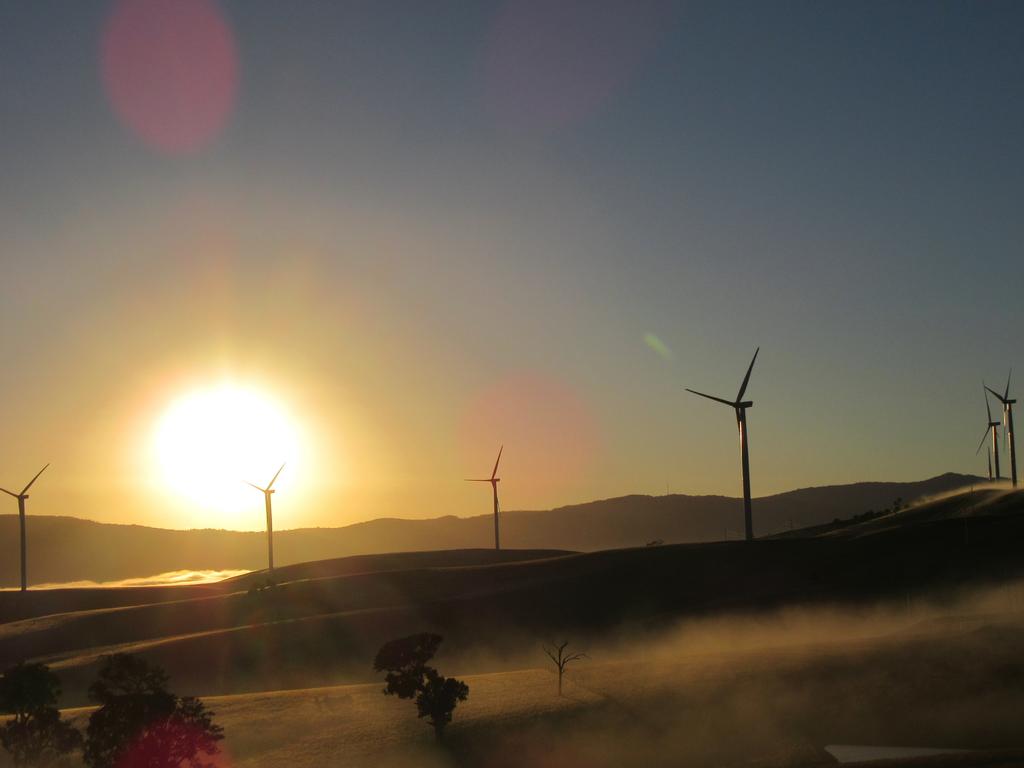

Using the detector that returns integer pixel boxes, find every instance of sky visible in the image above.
[1,0,1022,531]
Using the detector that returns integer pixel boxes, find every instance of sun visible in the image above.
[152,382,305,524]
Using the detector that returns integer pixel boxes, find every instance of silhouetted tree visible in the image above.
[374,633,441,698]
[542,641,587,696]
[0,662,81,766]
[416,669,469,741]
[83,654,223,768]
[373,633,469,741]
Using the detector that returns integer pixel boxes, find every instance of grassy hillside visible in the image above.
[14,620,1024,768]
[1,486,1021,707]
[0,473,981,587]
[0,548,569,623]
[1,487,1023,767]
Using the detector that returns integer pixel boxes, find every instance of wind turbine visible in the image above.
[246,464,285,573]
[686,348,760,541]
[1,464,49,592]
[975,383,1001,481]
[986,371,1017,488]
[466,446,503,550]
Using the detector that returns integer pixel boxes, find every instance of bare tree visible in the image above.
[542,641,587,696]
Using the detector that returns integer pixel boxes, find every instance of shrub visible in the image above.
[0,662,81,766]
[83,654,223,768]
[374,633,468,741]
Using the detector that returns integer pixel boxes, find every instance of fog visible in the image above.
[0,569,249,591]
[9,570,1022,767]
[342,577,1024,768]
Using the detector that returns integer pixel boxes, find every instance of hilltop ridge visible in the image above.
[0,473,981,586]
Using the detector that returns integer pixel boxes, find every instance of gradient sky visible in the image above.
[1,0,1022,531]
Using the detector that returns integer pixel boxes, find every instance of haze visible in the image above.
[1,1,1022,530]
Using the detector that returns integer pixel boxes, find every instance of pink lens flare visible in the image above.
[483,0,667,135]
[101,0,239,153]
[458,372,601,498]
[114,719,231,768]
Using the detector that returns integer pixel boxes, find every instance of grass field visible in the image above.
[24,613,1024,768]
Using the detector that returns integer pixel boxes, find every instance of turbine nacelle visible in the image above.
[246,463,285,496]
[985,369,1015,406]
[465,445,503,485]
[1,464,50,502]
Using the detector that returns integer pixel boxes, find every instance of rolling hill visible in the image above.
[0,484,1020,707]
[1,485,1023,767]
[0,473,982,586]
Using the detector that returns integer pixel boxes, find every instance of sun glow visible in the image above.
[152,383,305,525]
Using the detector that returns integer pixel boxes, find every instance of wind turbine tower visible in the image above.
[686,348,760,541]
[976,383,1001,481]
[1,464,50,592]
[247,464,285,573]
[466,446,503,550]
[986,372,1017,488]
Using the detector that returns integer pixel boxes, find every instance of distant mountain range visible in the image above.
[0,473,982,587]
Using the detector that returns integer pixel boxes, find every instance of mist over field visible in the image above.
[171,576,1024,768]
[0,570,250,591]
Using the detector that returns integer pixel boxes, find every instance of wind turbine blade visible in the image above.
[736,347,760,402]
[685,388,737,408]
[1005,368,1013,401]
[985,385,1006,404]
[245,482,268,492]
[266,463,286,491]
[0,488,18,498]
[465,479,492,482]
[20,463,49,495]
[984,383,994,423]
[976,428,991,456]
[491,446,503,481]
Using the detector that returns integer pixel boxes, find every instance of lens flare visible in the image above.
[101,0,239,153]
[115,720,230,768]
[644,332,674,361]
[483,0,667,134]
[458,372,599,500]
